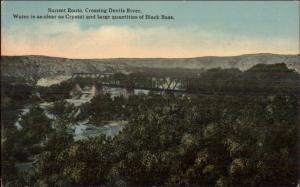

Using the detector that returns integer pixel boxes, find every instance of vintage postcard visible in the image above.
[1,1,299,186]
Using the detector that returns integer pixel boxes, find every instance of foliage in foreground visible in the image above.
[27,94,298,187]
[2,63,299,186]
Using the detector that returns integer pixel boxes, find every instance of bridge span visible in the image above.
[71,72,298,97]
[71,72,189,92]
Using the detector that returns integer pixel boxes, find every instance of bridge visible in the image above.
[71,72,300,96]
[72,72,189,92]
[72,72,114,79]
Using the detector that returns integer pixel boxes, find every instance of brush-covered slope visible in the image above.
[1,53,299,81]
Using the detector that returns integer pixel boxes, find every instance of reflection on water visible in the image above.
[14,106,30,130]
[72,120,127,141]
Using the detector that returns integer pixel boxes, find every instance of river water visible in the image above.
[14,86,129,172]
[15,86,133,140]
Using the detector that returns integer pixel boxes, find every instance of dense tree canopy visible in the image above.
[2,63,299,186]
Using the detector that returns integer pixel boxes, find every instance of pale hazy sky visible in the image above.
[1,1,299,58]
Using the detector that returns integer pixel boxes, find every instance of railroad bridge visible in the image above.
[72,72,114,79]
[70,72,298,97]
[71,72,192,92]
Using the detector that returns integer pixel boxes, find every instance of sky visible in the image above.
[1,1,299,58]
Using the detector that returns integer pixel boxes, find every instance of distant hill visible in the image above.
[1,53,299,81]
